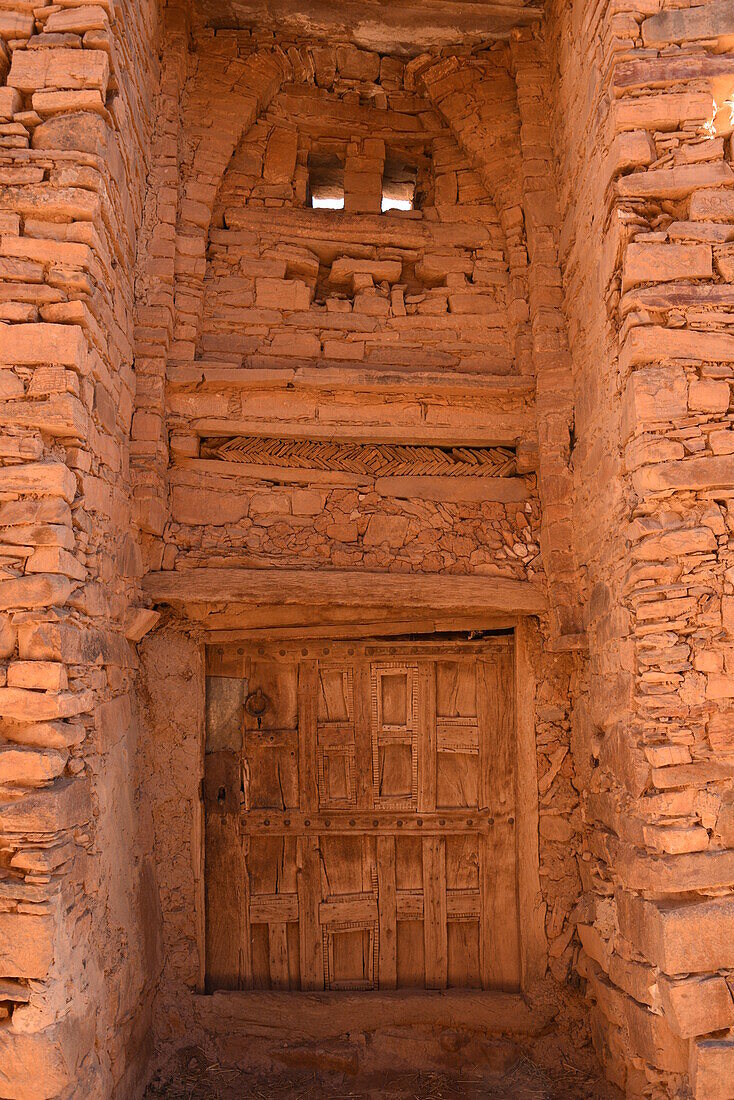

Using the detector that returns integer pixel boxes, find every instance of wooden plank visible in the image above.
[375,476,529,504]
[353,661,373,809]
[200,989,553,1040]
[209,637,512,671]
[170,359,535,399]
[316,724,355,750]
[194,784,206,994]
[436,720,479,754]
[478,648,520,991]
[205,675,245,752]
[268,922,290,991]
[492,648,515,818]
[448,920,481,989]
[417,661,437,813]
[197,605,519,632]
[205,814,251,992]
[396,890,480,920]
[179,458,372,489]
[476,658,494,814]
[396,890,424,920]
[143,569,548,618]
[297,836,323,991]
[216,203,503,254]
[204,670,251,993]
[177,464,528,502]
[182,417,531,449]
[297,661,319,812]
[239,809,495,835]
[514,619,547,990]
[205,617,516,645]
[249,893,299,924]
[448,890,481,919]
[319,895,378,924]
[422,837,448,990]
[376,835,397,990]
[479,826,521,992]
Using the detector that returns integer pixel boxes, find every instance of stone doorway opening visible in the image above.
[137,611,610,1097]
[140,624,612,1097]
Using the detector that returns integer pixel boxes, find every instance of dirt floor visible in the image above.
[146,1059,619,1099]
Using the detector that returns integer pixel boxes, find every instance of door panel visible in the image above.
[205,638,520,994]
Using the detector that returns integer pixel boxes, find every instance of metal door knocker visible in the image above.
[245,688,270,729]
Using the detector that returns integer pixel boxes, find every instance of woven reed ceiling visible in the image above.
[197,0,544,53]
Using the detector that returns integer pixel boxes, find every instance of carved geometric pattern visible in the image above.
[322,917,378,991]
[317,742,356,808]
[201,435,517,477]
[371,663,419,810]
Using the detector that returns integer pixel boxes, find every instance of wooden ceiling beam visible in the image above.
[199,1,543,53]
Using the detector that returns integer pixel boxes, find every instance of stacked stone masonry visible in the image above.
[0,0,732,1097]
[549,0,734,1095]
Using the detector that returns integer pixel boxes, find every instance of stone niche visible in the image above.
[198,71,512,374]
[133,25,587,1096]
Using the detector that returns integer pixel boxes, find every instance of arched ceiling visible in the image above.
[194,0,543,54]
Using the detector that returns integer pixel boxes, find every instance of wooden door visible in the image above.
[204,638,520,994]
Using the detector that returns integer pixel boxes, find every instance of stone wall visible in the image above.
[9,0,734,1096]
[0,0,161,1096]
[548,0,734,1095]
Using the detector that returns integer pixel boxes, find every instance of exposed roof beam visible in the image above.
[198,0,543,54]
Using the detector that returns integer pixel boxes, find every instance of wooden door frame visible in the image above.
[197,614,547,999]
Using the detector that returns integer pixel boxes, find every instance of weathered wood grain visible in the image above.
[297,835,324,991]
[143,568,547,618]
[514,619,548,988]
[422,837,448,990]
[376,835,397,990]
[198,988,551,1040]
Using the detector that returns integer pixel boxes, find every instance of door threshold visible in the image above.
[193,988,553,1040]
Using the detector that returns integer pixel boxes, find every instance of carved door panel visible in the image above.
[205,638,520,994]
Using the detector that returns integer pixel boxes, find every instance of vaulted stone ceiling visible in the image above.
[197,0,544,53]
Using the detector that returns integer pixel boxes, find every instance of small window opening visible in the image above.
[382,156,418,213]
[313,194,344,210]
[308,152,344,210]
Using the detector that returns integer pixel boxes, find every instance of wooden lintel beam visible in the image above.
[167,361,536,399]
[172,417,533,449]
[142,567,547,618]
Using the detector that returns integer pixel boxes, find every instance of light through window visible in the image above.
[312,194,345,210]
[382,195,412,212]
[308,150,345,210]
[381,154,418,213]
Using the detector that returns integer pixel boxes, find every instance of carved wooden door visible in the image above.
[205,638,520,994]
